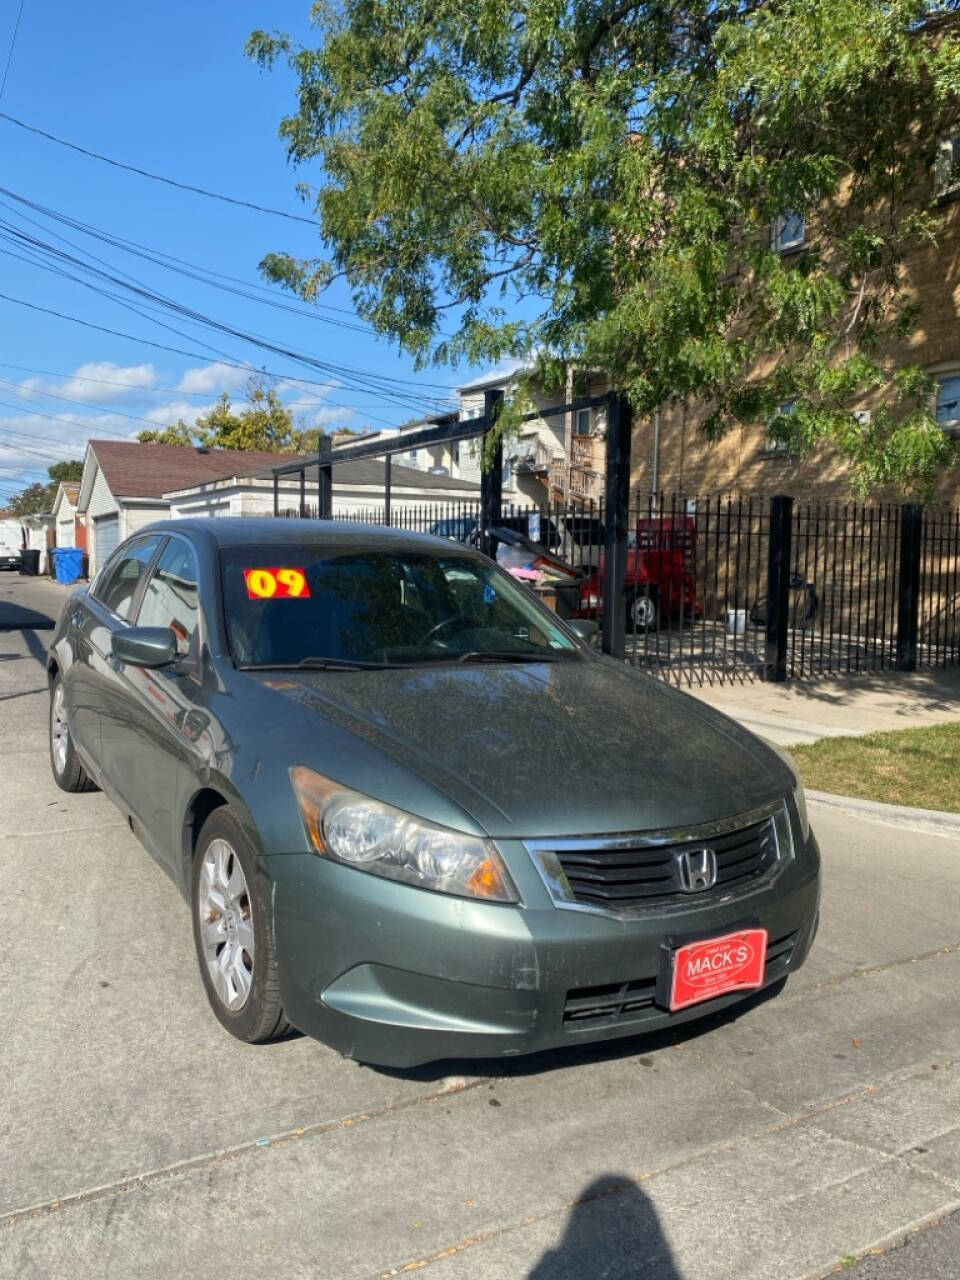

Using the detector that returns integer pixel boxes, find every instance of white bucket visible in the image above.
[726,608,747,635]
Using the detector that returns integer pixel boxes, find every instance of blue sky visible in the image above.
[0,0,481,504]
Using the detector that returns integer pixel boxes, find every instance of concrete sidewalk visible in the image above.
[688,665,960,745]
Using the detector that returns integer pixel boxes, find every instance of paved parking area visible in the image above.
[2,574,959,1279]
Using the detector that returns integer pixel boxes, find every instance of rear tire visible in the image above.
[49,676,97,793]
[627,588,660,632]
[191,807,293,1043]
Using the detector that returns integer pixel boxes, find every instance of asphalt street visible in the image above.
[2,572,959,1280]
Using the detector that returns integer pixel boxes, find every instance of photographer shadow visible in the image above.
[529,1174,682,1279]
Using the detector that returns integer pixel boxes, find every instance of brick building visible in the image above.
[630,132,960,507]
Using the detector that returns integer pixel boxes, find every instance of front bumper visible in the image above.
[268,831,821,1068]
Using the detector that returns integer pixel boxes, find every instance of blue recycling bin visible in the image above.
[52,546,84,585]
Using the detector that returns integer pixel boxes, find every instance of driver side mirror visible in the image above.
[112,626,179,669]
[568,618,599,642]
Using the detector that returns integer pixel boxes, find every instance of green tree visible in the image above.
[249,1,960,495]
[8,460,84,516]
[138,378,330,452]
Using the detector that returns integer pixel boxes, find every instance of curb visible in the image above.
[807,789,960,838]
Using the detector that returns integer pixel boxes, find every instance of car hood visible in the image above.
[250,659,793,839]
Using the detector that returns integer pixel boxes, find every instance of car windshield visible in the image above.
[221,544,580,668]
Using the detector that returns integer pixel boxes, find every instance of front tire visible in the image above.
[191,807,292,1043]
[49,676,97,792]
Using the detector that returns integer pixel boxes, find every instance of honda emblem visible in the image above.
[676,846,718,893]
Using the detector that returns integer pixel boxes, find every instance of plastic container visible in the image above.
[726,608,747,635]
[52,547,85,585]
[18,549,40,577]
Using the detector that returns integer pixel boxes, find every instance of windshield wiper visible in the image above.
[240,657,408,671]
[453,650,566,664]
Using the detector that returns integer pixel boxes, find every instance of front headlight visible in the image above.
[762,738,810,843]
[793,780,810,843]
[289,766,519,903]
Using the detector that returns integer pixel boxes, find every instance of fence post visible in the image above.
[763,493,793,683]
[273,473,279,517]
[384,455,392,526]
[896,503,923,671]
[318,435,333,520]
[601,392,632,659]
[299,468,306,518]
[480,389,504,557]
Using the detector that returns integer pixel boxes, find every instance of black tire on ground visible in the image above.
[627,587,661,633]
[49,675,98,793]
[191,806,294,1044]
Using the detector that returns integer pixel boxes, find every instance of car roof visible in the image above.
[137,517,461,555]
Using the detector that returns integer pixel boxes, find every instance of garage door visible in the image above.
[93,514,120,573]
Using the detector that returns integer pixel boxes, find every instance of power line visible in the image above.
[0,185,454,339]
[0,360,414,412]
[0,1,25,101]
[0,246,454,417]
[0,214,456,410]
[0,289,430,424]
[0,110,317,224]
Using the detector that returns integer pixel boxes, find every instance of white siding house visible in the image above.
[52,482,83,550]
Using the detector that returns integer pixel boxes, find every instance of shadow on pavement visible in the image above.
[0,686,47,702]
[528,1174,682,1279]
[0,602,56,632]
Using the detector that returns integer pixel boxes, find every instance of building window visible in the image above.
[936,373,960,432]
[451,442,460,467]
[764,402,795,457]
[575,407,594,436]
[772,211,805,254]
[936,134,960,197]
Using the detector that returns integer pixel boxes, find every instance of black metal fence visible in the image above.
[277,491,960,686]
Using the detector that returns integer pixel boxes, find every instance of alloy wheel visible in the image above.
[197,838,255,1011]
[630,595,657,629]
[51,683,69,776]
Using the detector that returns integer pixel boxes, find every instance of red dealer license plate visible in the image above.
[669,928,768,1012]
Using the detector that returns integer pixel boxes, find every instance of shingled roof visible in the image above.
[86,441,306,501]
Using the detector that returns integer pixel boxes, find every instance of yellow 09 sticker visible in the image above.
[243,567,311,600]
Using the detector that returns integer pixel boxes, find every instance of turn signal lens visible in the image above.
[467,857,511,901]
[288,766,519,904]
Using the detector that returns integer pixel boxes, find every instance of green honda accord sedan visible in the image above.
[48,519,819,1067]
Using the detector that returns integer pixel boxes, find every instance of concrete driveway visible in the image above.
[2,574,959,1279]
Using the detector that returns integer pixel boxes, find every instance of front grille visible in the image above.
[562,929,800,1029]
[553,815,779,912]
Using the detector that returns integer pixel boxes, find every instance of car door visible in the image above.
[68,535,166,773]
[100,535,204,866]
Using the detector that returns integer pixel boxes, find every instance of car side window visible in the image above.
[136,539,200,657]
[94,537,165,620]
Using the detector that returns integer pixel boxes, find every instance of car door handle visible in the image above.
[71,609,84,628]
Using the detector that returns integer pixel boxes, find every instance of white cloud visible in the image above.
[0,412,139,478]
[141,400,215,427]
[175,362,249,395]
[18,362,158,403]
[303,406,353,429]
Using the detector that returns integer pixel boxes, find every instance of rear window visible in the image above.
[221,544,578,668]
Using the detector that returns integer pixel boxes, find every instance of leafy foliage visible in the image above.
[249,0,960,495]
[7,460,84,516]
[137,378,330,453]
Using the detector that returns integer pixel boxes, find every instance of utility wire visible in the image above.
[0,289,446,430]
[0,1,25,100]
[0,110,317,224]
[0,220,455,410]
[0,360,415,410]
[0,185,454,338]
